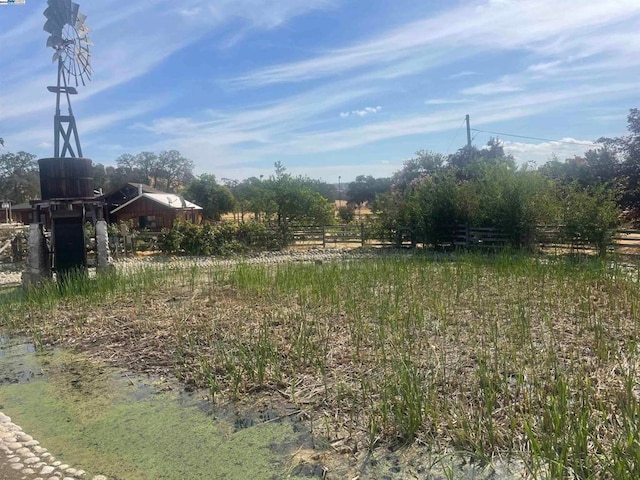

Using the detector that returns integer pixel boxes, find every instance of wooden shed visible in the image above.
[110,192,202,230]
[9,202,33,224]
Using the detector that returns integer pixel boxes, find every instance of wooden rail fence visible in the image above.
[107,224,640,256]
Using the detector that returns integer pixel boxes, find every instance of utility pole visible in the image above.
[465,114,472,149]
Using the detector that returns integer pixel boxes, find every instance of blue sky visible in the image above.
[0,0,639,183]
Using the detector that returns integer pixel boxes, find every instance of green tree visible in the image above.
[337,205,356,223]
[540,149,619,190]
[308,178,338,202]
[391,150,446,192]
[591,108,639,208]
[230,177,272,221]
[0,151,40,202]
[374,144,560,249]
[409,171,460,246]
[184,174,235,221]
[156,150,195,191]
[346,175,392,206]
[449,138,516,180]
[103,164,148,191]
[114,150,194,192]
[265,162,334,228]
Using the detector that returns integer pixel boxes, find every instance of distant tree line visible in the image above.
[1,108,638,254]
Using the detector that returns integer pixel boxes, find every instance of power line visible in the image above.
[470,128,600,147]
[444,117,467,156]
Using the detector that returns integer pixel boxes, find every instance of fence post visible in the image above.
[322,225,326,249]
[361,223,365,247]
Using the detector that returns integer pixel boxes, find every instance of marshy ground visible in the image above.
[1,251,640,479]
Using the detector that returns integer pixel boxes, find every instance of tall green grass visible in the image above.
[2,253,640,478]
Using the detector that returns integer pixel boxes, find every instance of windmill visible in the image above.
[22,0,110,285]
[43,0,92,158]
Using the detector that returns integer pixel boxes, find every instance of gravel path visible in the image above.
[0,248,385,287]
[114,247,380,271]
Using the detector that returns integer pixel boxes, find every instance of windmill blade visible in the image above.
[43,15,63,34]
[58,0,72,21]
[75,12,87,29]
[44,0,92,87]
[46,33,63,48]
[44,0,69,32]
[68,2,80,25]
[81,37,93,47]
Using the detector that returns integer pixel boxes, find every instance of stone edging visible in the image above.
[0,411,107,480]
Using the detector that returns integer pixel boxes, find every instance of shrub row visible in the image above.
[159,221,284,255]
[370,166,621,254]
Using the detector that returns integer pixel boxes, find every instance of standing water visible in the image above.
[0,335,314,479]
[0,334,528,479]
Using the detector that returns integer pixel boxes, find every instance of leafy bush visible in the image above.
[561,185,621,256]
[159,226,184,253]
[337,205,356,223]
[470,166,559,248]
[159,220,285,255]
[411,171,460,246]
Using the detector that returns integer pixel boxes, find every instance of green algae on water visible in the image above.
[0,339,310,480]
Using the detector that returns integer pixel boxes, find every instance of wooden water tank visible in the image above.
[38,157,94,199]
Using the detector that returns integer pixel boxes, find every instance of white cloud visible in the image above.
[504,138,600,166]
[340,106,382,118]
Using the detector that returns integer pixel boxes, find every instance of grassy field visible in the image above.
[2,252,640,478]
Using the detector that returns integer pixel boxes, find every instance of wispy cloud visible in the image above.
[461,77,524,96]
[1,0,636,183]
[123,70,637,180]
[232,0,640,88]
[448,71,478,79]
[1,0,334,123]
[202,0,335,29]
[425,99,470,106]
[135,84,376,147]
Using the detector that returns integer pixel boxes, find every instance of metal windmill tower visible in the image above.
[43,0,92,158]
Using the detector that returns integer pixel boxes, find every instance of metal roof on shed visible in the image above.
[110,193,202,214]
